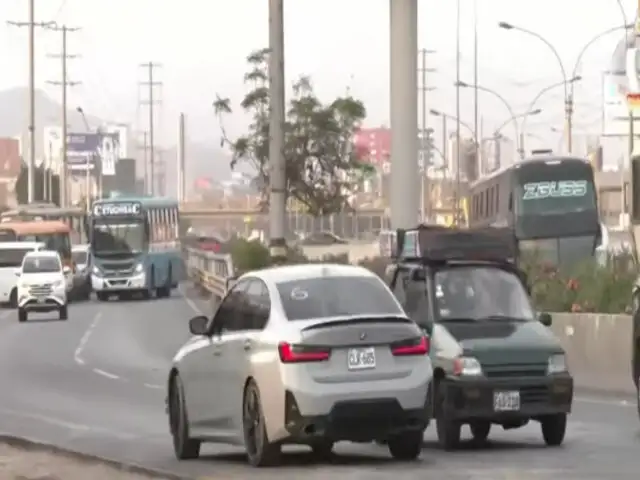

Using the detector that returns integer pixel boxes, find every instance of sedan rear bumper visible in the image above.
[284,392,429,443]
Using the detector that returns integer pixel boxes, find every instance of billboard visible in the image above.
[353,127,391,165]
[603,71,640,136]
[66,132,120,175]
[103,124,129,159]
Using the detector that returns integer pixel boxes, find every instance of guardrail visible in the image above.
[184,247,235,301]
[184,247,636,396]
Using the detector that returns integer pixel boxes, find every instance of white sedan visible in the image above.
[167,263,433,466]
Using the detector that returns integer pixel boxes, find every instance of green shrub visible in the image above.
[224,238,635,314]
[521,253,635,314]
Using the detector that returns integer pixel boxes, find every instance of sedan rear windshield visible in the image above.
[276,276,403,321]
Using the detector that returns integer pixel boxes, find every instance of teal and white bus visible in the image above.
[89,196,180,301]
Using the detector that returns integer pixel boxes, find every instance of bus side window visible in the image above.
[508,192,513,211]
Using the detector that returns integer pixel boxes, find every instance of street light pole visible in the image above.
[499,21,632,153]
[522,77,582,156]
[457,81,520,154]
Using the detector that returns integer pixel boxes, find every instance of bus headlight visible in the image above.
[134,263,143,273]
[92,265,101,276]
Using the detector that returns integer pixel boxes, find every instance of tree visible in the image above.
[15,162,60,205]
[213,48,374,216]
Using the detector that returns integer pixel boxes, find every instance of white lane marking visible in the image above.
[143,383,163,390]
[0,406,140,439]
[178,283,203,314]
[73,312,102,366]
[574,395,634,408]
[92,368,120,380]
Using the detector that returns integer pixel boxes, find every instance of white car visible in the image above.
[0,241,46,306]
[167,263,433,467]
[16,250,70,322]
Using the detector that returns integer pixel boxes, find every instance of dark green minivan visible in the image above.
[386,225,573,450]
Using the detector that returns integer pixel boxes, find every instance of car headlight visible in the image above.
[134,263,144,273]
[17,282,28,290]
[53,280,64,288]
[92,265,101,275]
[547,354,567,374]
[453,356,483,376]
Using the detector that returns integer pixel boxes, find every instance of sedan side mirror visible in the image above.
[188,315,209,336]
[538,312,552,327]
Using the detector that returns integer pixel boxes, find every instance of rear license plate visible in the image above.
[493,391,520,411]
[347,347,376,370]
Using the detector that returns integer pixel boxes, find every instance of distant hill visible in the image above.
[0,87,240,190]
[0,87,102,159]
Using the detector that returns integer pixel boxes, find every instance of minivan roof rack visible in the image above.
[394,224,517,264]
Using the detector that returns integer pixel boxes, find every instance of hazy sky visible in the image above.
[0,0,636,151]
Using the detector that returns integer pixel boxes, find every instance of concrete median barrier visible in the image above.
[550,313,634,396]
[300,241,378,262]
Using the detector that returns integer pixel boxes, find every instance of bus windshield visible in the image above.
[92,218,147,256]
[515,162,596,216]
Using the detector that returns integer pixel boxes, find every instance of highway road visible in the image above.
[0,288,638,479]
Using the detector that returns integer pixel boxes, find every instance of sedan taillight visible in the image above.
[278,342,330,363]
[390,336,430,356]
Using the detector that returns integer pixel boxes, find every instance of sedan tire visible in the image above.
[169,375,201,460]
[387,430,423,460]
[243,379,280,467]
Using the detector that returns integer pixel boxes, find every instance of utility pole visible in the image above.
[454,0,462,225]
[137,132,149,193]
[139,62,162,195]
[473,0,480,175]
[268,0,287,260]
[7,1,56,203]
[177,113,186,203]
[418,48,435,222]
[46,25,80,207]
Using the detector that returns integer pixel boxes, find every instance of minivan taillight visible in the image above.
[278,342,330,363]
[391,336,429,356]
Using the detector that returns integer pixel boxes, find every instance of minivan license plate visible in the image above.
[347,347,376,370]
[493,391,520,411]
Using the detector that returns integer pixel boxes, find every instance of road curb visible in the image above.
[0,433,192,480]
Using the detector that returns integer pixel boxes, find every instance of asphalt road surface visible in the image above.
[0,287,638,479]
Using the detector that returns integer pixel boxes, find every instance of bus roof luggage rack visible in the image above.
[394,224,517,263]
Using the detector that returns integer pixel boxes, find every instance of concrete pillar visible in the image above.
[389,0,419,229]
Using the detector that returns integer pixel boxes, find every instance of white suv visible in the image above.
[16,251,70,322]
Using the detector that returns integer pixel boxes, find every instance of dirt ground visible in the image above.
[0,443,171,480]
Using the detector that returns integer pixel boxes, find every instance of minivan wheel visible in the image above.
[435,382,461,450]
[541,413,567,446]
[470,421,491,443]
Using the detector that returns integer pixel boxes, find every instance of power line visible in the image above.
[7,0,57,203]
[139,62,162,195]
[45,24,81,207]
